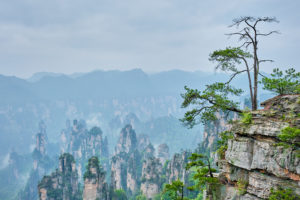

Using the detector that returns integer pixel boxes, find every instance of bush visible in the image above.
[269,188,300,200]
[216,131,234,159]
[276,127,300,158]
[278,127,300,144]
[240,112,252,125]
[261,68,300,95]
[237,179,248,195]
[112,189,127,200]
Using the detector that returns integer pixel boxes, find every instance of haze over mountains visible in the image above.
[0,69,270,165]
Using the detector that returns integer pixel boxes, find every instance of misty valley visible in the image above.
[0,3,299,198]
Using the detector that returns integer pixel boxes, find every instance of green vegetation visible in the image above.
[237,179,248,195]
[185,153,218,192]
[216,131,234,159]
[59,153,75,163]
[132,191,147,200]
[182,16,277,127]
[181,83,243,127]
[83,156,105,180]
[269,188,300,200]
[240,112,252,125]
[38,176,64,200]
[261,68,300,95]
[278,127,300,145]
[276,127,300,157]
[159,153,218,200]
[89,126,103,136]
[162,179,187,200]
[181,16,280,128]
[112,189,127,200]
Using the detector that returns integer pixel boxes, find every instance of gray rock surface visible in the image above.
[210,95,300,200]
[225,137,254,170]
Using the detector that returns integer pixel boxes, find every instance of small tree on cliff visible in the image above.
[185,153,218,192]
[163,179,188,200]
[181,16,279,127]
[261,68,300,95]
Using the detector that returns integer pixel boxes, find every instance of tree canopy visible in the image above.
[181,16,280,127]
[261,68,300,95]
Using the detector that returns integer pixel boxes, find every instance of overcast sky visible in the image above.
[0,0,299,78]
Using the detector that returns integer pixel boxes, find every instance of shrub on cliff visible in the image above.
[261,68,300,95]
[269,188,300,200]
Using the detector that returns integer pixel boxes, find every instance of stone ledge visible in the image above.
[247,171,300,199]
[232,119,289,138]
[225,135,299,180]
[225,137,254,170]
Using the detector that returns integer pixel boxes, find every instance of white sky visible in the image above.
[0,0,299,78]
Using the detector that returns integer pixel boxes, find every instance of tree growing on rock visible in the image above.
[185,153,218,192]
[261,68,300,95]
[162,179,187,200]
[181,16,279,127]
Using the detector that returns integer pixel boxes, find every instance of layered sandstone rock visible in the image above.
[157,143,170,165]
[213,95,300,200]
[140,157,162,199]
[110,125,141,195]
[83,157,108,200]
[20,121,53,200]
[38,153,81,200]
[115,124,138,154]
[167,151,190,184]
[65,120,109,179]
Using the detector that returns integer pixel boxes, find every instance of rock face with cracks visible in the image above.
[65,120,109,179]
[110,125,141,195]
[83,156,108,200]
[207,95,300,200]
[140,157,162,199]
[38,153,81,200]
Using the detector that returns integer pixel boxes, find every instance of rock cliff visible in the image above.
[110,124,169,197]
[197,112,233,156]
[137,134,151,151]
[19,121,53,200]
[38,153,81,200]
[110,124,141,195]
[64,120,109,179]
[157,143,170,165]
[166,151,190,184]
[140,157,163,199]
[212,95,300,200]
[115,124,138,154]
[83,156,108,200]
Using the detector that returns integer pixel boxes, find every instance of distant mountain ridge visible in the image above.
[0,69,271,162]
[1,69,233,102]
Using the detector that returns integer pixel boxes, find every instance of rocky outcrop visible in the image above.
[167,151,190,184]
[110,151,141,195]
[126,151,141,194]
[19,121,53,200]
[214,95,300,200]
[65,120,109,179]
[110,152,128,191]
[83,157,108,200]
[137,134,151,151]
[142,143,155,160]
[35,121,47,156]
[115,124,137,154]
[110,125,141,195]
[140,157,162,199]
[60,120,71,153]
[197,112,234,157]
[109,113,141,130]
[157,143,169,165]
[123,113,141,129]
[38,153,81,200]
